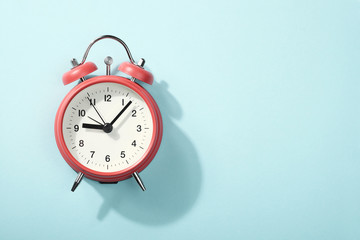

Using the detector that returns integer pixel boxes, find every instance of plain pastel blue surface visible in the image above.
[0,0,359,239]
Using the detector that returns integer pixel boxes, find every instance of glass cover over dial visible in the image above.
[62,82,154,172]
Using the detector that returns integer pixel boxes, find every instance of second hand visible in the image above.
[88,116,103,125]
[87,96,106,124]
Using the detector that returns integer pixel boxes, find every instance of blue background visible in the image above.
[0,0,359,239]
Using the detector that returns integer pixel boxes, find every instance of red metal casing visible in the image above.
[55,75,163,182]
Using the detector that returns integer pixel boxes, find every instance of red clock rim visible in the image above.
[55,75,162,182]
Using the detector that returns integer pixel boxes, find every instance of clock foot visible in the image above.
[71,172,84,192]
[132,172,146,191]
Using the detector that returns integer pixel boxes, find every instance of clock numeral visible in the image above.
[104,95,111,102]
[79,140,84,147]
[105,155,110,162]
[120,151,126,158]
[89,98,96,106]
[132,110,137,117]
[90,151,95,158]
[131,140,136,147]
[122,99,124,106]
[78,109,86,117]
[137,125,142,132]
[74,125,79,132]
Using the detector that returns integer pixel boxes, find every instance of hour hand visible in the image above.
[82,123,103,129]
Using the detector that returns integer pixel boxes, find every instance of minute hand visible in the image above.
[110,101,132,125]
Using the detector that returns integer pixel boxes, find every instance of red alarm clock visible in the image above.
[55,35,163,192]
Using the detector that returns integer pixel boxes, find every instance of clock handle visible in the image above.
[80,35,136,65]
[71,172,84,192]
[132,172,146,191]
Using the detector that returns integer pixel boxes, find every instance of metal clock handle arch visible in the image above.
[80,35,146,80]
[63,35,153,86]
[80,35,137,65]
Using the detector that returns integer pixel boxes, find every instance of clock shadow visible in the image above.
[87,79,202,225]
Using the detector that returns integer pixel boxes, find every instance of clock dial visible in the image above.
[62,82,154,172]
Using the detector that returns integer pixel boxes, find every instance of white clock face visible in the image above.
[62,82,154,172]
